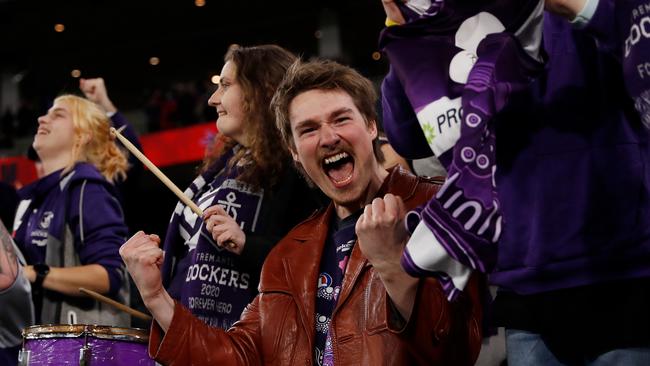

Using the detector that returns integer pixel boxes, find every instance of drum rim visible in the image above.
[22,324,150,343]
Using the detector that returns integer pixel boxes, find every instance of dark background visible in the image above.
[0,0,389,114]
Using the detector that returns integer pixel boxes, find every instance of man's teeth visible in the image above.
[324,152,349,165]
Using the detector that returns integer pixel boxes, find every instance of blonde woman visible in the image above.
[13,95,131,326]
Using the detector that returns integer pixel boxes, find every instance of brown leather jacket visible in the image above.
[149,167,483,365]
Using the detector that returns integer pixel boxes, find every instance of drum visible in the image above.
[18,324,155,366]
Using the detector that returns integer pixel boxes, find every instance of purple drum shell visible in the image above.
[22,325,155,366]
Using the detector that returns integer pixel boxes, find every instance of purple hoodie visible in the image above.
[13,163,127,297]
[489,11,650,294]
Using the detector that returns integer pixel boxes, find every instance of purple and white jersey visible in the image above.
[380,0,544,299]
[178,174,261,329]
[162,148,268,329]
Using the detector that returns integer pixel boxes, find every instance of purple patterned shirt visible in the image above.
[314,212,359,366]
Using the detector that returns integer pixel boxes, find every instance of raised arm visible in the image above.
[80,77,143,157]
[121,231,264,366]
[120,231,174,330]
[355,193,418,320]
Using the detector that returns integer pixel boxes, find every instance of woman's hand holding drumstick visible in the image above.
[110,127,236,249]
[204,205,246,255]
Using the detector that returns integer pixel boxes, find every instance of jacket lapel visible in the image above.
[334,241,369,314]
[283,205,333,350]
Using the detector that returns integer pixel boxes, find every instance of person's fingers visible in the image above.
[216,231,232,247]
[120,231,162,260]
[208,214,234,224]
[203,204,227,219]
[371,197,386,222]
[127,245,163,266]
[363,202,373,221]
[148,233,161,244]
[205,215,218,231]
[381,0,406,25]
[211,223,239,247]
[212,222,232,233]
[383,193,399,218]
[216,232,237,250]
[120,231,145,253]
[395,195,406,218]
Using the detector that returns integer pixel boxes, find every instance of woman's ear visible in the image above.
[291,148,299,162]
[77,131,92,146]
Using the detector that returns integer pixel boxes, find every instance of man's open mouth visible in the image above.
[322,151,354,186]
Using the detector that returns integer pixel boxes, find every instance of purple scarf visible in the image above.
[380,0,544,300]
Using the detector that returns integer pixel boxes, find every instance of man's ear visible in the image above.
[368,120,378,140]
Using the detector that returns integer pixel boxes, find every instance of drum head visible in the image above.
[23,324,149,343]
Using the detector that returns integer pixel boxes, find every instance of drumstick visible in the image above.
[110,127,237,249]
[79,287,152,321]
[110,127,203,217]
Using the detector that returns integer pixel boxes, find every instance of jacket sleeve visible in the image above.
[149,299,263,366]
[110,111,144,186]
[386,274,483,366]
[68,181,128,297]
[381,67,434,160]
[110,112,142,156]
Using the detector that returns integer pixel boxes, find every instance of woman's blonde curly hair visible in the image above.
[56,95,128,183]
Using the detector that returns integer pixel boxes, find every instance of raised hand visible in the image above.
[119,231,164,303]
[356,193,408,270]
[381,0,406,25]
[79,77,117,114]
[356,193,418,320]
[120,231,175,331]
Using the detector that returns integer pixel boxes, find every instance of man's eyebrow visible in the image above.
[293,107,354,129]
[293,118,318,130]
[328,107,353,120]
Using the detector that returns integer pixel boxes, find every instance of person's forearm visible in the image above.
[373,261,419,320]
[96,97,117,114]
[143,289,175,333]
[545,0,587,19]
[28,264,111,296]
[0,244,18,289]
